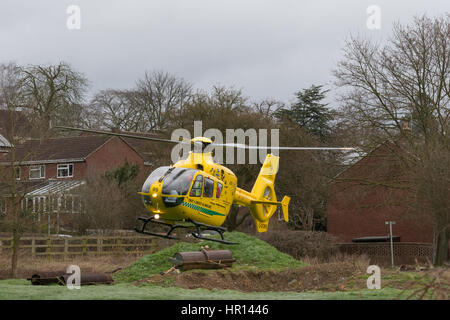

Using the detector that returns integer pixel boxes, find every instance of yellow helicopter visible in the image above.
[57,126,353,244]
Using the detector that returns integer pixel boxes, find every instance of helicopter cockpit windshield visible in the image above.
[141,166,170,194]
[161,168,196,196]
[141,166,198,208]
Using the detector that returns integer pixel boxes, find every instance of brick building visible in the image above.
[10,135,144,182]
[11,136,143,181]
[0,135,145,230]
[327,141,434,244]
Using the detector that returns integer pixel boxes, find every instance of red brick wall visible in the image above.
[327,142,434,243]
[84,137,144,178]
[327,183,433,243]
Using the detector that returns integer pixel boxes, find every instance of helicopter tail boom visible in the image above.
[234,154,289,232]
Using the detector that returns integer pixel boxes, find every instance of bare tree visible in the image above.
[178,85,251,131]
[19,62,89,135]
[135,71,192,131]
[252,99,284,118]
[88,71,192,133]
[89,89,144,131]
[0,63,38,277]
[334,15,449,264]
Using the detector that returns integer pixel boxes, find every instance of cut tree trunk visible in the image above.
[10,230,20,278]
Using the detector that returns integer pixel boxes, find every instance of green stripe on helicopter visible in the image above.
[181,202,225,217]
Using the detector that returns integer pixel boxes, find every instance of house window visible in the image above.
[29,165,45,180]
[57,164,74,178]
[15,167,21,180]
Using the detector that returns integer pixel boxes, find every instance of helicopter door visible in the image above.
[189,175,203,197]
[203,177,214,198]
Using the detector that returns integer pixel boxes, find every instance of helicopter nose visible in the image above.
[139,182,162,211]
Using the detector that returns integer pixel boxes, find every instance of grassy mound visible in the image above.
[114,231,306,283]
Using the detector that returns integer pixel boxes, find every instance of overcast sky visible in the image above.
[0,0,448,105]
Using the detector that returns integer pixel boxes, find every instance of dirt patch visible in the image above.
[137,262,367,292]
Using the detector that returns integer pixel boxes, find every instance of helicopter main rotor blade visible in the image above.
[211,143,355,151]
[55,126,354,151]
[54,126,192,145]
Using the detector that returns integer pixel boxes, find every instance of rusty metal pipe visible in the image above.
[169,249,235,271]
[28,272,113,285]
[28,271,68,285]
[59,273,113,285]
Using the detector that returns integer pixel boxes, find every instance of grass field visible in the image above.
[1,231,447,300]
[0,279,411,300]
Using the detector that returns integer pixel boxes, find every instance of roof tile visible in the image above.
[5,135,111,162]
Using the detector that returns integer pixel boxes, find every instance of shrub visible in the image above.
[257,230,339,261]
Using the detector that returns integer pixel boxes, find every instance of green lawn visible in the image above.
[1,231,435,300]
[0,279,410,300]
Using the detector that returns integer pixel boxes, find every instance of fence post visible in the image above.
[10,238,13,252]
[116,238,122,254]
[64,239,68,258]
[46,238,51,261]
[97,238,103,254]
[31,239,36,257]
[82,238,87,256]
[153,238,160,252]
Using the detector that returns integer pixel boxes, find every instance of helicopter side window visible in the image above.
[190,175,203,197]
[203,177,214,198]
[216,182,223,198]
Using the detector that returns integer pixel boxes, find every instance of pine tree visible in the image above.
[276,85,335,141]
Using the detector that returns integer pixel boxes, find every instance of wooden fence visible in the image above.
[0,236,160,258]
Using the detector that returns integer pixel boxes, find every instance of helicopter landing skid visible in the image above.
[187,219,238,245]
[134,216,189,240]
[134,216,238,245]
